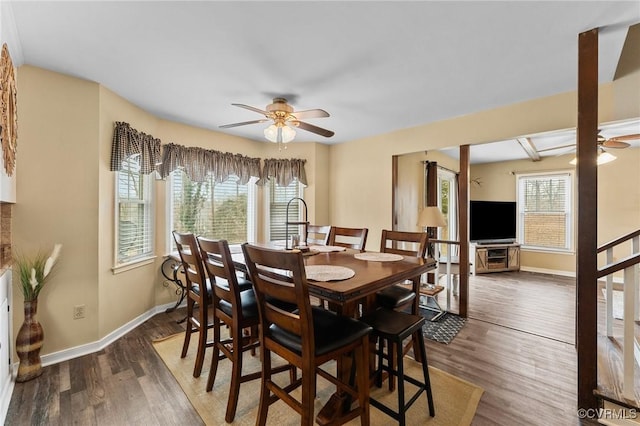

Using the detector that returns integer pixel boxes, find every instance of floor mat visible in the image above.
[420,308,466,344]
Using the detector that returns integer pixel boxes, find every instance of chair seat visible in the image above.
[376,285,416,309]
[360,308,425,341]
[219,288,259,319]
[191,278,213,297]
[216,275,253,292]
[270,307,372,356]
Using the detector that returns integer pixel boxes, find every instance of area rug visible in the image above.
[420,308,467,344]
[153,333,483,426]
[601,288,624,319]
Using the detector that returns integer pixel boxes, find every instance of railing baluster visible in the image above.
[623,264,636,400]
[606,247,614,337]
[633,236,639,321]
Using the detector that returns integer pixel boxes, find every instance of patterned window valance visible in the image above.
[261,158,308,187]
[110,122,162,175]
[110,122,308,186]
[158,143,262,184]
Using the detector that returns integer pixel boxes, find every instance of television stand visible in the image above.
[470,242,520,274]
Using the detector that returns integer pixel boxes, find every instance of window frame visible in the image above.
[113,156,155,271]
[516,170,574,253]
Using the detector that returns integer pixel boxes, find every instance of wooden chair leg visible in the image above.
[181,301,193,359]
[256,347,271,426]
[226,326,243,423]
[356,339,370,426]
[193,306,208,378]
[206,321,221,391]
[300,365,317,426]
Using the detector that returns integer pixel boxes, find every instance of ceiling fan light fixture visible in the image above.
[569,149,617,166]
[264,123,296,144]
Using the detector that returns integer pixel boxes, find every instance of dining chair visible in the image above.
[374,230,428,389]
[306,224,331,246]
[328,226,369,250]
[197,237,276,422]
[241,243,372,426]
[172,231,213,378]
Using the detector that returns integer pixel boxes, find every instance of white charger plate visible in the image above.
[305,265,355,281]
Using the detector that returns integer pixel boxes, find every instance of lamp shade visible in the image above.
[417,206,447,227]
[264,124,296,143]
[569,149,616,166]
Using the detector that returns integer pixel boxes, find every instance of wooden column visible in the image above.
[576,27,599,412]
[392,155,398,230]
[458,145,470,318]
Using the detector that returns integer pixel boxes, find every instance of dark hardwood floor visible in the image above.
[6,271,603,425]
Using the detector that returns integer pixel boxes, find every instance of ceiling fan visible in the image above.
[537,130,640,154]
[219,97,335,144]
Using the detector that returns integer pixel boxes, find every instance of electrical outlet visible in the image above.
[73,305,85,320]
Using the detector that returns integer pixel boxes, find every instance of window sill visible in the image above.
[112,255,157,274]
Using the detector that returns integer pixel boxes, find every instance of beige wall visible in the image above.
[15,65,330,355]
[15,66,100,352]
[468,149,640,273]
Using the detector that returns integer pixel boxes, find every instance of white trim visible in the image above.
[520,266,626,285]
[111,256,156,274]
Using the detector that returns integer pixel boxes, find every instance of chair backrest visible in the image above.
[197,237,243,310]
[306,224,331,246]
[173,231,208,296]
[380,230,428,258]
[241,243,315,350]
[328,226,369,250]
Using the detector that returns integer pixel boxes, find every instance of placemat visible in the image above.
[305,265,355,281]
[354,252,404,262]
[308,245,347,253]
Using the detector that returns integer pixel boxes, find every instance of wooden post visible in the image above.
[458,145,470,318]
[576,27,599,412]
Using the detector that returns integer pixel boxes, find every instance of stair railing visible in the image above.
[597,229,640,400]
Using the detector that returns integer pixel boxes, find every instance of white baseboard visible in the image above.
[1,300,181,424]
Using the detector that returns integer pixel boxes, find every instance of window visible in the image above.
[116,156,154,266]
[267,179,303,242]
[169,170,253,245]
[517,172,573,251]
[437,168,457,242]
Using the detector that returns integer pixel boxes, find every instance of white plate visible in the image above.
[309,245,347,253]
[353,252,404,262]
[305,265,355,281]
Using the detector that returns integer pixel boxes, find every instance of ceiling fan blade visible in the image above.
[601,140,631,149]
[291,109,330,119]
[219,119,268,129]
[608,133,640,141]
[231,103,269,116]
[294,121,335,138]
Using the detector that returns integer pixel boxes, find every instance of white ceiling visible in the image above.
[5,1,640,159]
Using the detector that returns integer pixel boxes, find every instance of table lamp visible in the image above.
[417,206,447,256]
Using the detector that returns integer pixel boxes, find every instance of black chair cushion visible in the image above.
[360,308,425,342]
[376,285,416,309]
[215,275,253,292]
[269,307,372,357]
[191,278,213,297]
[219,288,259,319]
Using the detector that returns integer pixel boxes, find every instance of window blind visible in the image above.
[171,171,248,243]
[269,180,301,241]
[117,157,153,263]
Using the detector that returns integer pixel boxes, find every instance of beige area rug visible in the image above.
[153,333,483,425]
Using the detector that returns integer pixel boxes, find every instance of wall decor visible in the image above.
[1,43,17,176]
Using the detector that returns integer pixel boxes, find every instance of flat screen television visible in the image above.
[470,200,517,244]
